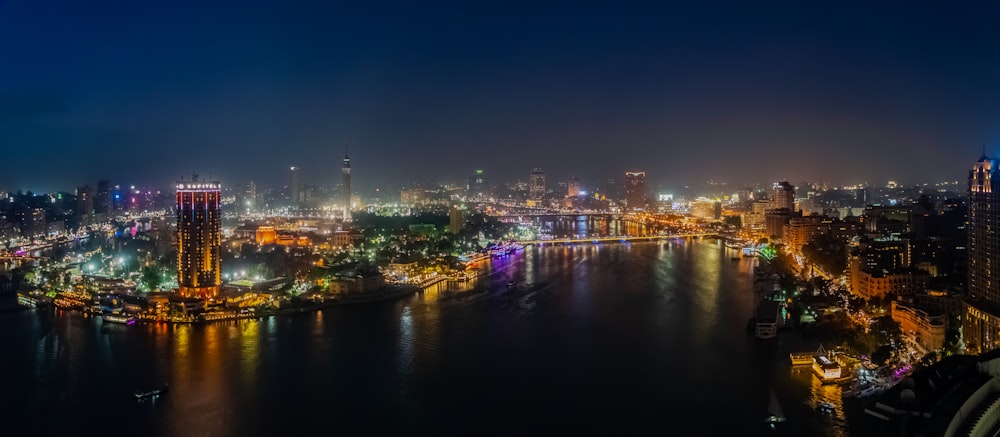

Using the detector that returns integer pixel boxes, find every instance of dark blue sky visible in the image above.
[2,0,1000,193]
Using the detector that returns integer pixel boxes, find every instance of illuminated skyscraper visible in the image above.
[529,168,546,200]
[624,171,646,210]
[568,177,581,197]
[468,169,487,199]
[773,181,795,211]
[342,143,351,222]
[965,154,1000,353]
[969,155,1000,303]
[176,179,221,298]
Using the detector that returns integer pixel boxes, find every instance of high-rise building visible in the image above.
[75,185,94,227]
[965,155,1000,353]
[240,181,257,214]
[95,180,111,214]
[568,177,581,197]
[969,155,1000,304]
[342,146,351,222]
[529,168,546,201]
[289,166,300,206]
[75,186,93,217]
[773,181,795,211]
[624,171,646,210]
[448,206,466,234]
[14,207,46,238]
[176,179,222,298]
[468,170,487,199]
[111,184,126,212]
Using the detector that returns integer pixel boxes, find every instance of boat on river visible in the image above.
[134,385,168,400]
[753,300,780,340]
[103,314,136,325]
[765,388,786,427]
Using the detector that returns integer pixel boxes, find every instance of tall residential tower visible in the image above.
[176,178,222,298]
[773,181,796,211]
[529,168,546,201]
[625,171,646,211]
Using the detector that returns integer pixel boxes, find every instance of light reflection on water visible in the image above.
[6,240,849,436]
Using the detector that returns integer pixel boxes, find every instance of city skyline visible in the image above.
[3,1,1000,191]
[0,163,973,199]
[11,2,1000,435]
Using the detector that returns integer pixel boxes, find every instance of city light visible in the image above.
[0,5,992,433]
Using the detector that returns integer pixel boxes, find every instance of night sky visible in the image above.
[3,1,1000,193]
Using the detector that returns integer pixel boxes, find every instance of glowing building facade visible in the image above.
[529,168,545,200]
[773,181,795,211]
[624,171,646,211]
[969,155,1000,303]
[176,180,222,298]
[966,155,1000,353]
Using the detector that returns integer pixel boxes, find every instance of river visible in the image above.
[1,240,851,436]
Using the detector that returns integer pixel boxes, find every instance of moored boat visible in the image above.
[103,314,137,325]
[754,300,780,340]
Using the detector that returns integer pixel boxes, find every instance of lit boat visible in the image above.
[134,385,168,400]
[765,389,786,426]
[754,300,780,340]
[103,314,137,325]
[488,242,524,257]
[817,402,836,413]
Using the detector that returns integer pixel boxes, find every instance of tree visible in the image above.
[945,314,962,354]
[872,315,903,345]
[23,270,37,285]
[141,266,162,291]
[248,263,275,280]
[871,345,894,365]
[802,232,847,275]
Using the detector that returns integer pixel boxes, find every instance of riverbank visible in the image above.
[31,284,425,325]
[7,239,848,436]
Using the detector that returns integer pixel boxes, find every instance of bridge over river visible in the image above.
[516,233,719,245]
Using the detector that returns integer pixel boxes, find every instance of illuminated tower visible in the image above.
[965,154,1000,353]
[176,178,221,298]
[342,142,351,222]
[568,177,581,197]
[773,181,795,211]
[624,171,646,210]
[969,154,1000,303]
[529,168,546,200]
[467,169,486,199]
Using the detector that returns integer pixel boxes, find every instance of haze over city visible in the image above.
[3,1,1000,192]
[9,2,1000,437]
